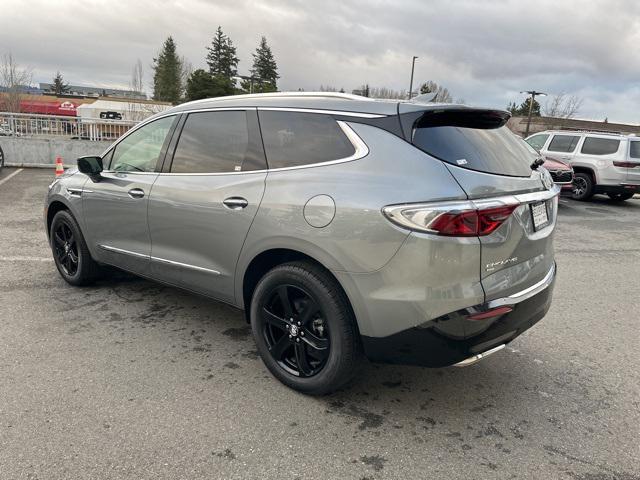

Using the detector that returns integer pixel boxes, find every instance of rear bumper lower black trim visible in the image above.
[361,263,556,367]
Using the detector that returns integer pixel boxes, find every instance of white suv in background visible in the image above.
[526,131,640,201]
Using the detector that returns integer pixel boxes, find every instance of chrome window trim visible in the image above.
[154,120,369,176]
[257,107,385,118]
[150,256,221,275]
[98,244,149,259]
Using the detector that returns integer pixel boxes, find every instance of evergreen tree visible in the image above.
[186,69,234,101]
[511,97,541,116]
[206,26,239,82]
[152,36,182,103]
[243,36,279,93]
[52,71,69,95]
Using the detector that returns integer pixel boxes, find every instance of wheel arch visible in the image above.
[239,247,357,329]
[46,199,72,239]
[571,165,598,184]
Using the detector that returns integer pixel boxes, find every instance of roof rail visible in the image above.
[180,92,374,108]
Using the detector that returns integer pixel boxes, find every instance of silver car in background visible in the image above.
[45,92,559,394]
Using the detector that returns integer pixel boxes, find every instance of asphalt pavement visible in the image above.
[0,167,638,480]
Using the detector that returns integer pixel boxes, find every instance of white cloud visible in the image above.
[1,0,638,123]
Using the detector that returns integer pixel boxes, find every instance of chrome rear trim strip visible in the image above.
[98,244,149,259]
[487,263,556,308]
[150,256,221,275]
[453,344,506,367]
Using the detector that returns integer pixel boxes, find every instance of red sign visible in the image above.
[20,99,78,116]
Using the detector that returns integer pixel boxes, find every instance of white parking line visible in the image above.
[0,256,52,262]
[0,168,24,187]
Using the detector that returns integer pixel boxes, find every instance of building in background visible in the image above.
[39,83,146,100]
[508,116,640,137]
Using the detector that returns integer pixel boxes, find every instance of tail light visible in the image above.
[382,201,518,237]
[613,161,639,168]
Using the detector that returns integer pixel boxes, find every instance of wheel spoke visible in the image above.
[276,286,293,319]
[53,231,65,246]
[59,252,68,264]
[269,334,291,360]
[262,307,289,331]
[298,298,319,326]
[294,342,313,376]
[301,330,329,352]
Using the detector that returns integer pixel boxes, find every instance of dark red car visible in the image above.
[543,156,574,191]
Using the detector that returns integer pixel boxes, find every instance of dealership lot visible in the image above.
[1,167,639,480]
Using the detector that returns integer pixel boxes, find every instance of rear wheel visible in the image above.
[50,210,102,285]
[607,192,634,202]
[250,261,362,395]
[571,173,594,201]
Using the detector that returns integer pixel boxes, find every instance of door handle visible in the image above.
[223,197,248,210]
[128,188,145,199]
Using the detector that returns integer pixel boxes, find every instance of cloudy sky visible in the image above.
[2,0,639,123]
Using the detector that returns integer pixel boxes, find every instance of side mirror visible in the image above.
[77,156,103,182]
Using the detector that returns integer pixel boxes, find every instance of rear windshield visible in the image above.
[411,110,533,177]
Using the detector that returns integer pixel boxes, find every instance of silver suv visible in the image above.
[526,130,640,201]
[45,93,559,394]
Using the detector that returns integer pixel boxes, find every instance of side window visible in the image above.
[258,111,356,169]
[547,135,580,153]
[580,137,621,156]
[525,134,549,151]
[630,142,640,159]
[111,116,175,172]
[170,110,265,173]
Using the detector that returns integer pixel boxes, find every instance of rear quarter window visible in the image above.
[580,137,621,156]
[258,111,356,169]
[630,142,640,159]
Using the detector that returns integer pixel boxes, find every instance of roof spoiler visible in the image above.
[398,106,511,140]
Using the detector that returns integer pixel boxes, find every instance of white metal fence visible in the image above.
[0,112,139,141]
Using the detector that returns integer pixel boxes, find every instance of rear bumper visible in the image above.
[361,263,556,367]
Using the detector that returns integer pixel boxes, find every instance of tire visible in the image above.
[571,173,594,201]
[49,210,102,286]
[607,192,634,202]
[0,144,4,171]
[250,261,363,395]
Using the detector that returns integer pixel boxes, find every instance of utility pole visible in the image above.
[408,56,418,100]
[520,90,546,137]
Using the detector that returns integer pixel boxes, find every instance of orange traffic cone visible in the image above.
[55,156,64,177]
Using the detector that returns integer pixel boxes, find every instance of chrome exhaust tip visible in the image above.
[453,344,506,367]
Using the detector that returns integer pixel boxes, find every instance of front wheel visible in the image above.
[250,261,362,395]
[50,210,102,285]
[571,173,594,201]
[607,192,634,202]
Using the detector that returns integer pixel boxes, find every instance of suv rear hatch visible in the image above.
[399,104,558,302]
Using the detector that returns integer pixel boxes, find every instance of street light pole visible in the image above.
[408,56,418,100]
[520,90,547,137]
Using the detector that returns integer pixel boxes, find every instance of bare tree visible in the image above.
[319,85,338,92]
[130,59,144,95]
[368,87,408,99]
[543,93,583,119]
[0,53,32,112]
[180,56,193,99]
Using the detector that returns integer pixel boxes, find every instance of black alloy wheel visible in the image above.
[261,284,330,377]
[52,221,79,276]
[607,192,634,202]
[250,261,362,395]
[50,210,102,285]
